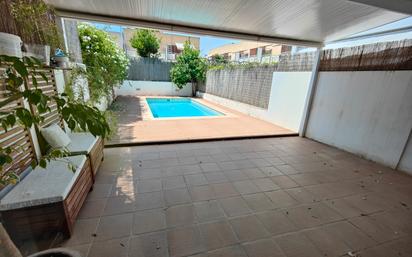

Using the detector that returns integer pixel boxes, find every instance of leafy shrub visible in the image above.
[207,61,278,71]
[130,29,160,58]
[78,24,129,103]
[170,42,206,90]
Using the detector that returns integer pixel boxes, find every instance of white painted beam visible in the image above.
[349,0,412,15]
[56,10,323,48]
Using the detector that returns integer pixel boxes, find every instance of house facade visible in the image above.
[208,41,291,63]
[120,29,200,61]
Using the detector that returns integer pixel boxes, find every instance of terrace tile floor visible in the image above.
[62,137,412,257]
[107,96,294,145]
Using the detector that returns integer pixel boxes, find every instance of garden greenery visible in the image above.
[10,0,62,51]
[78,23,129,103]
[130,29,160,58]
[207,61,278,71]
[0,55,111,186]
[170,42,206,90]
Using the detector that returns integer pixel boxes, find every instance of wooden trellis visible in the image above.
[0,66,37,182]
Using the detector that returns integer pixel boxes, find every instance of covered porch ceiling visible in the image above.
[45,0,410,47]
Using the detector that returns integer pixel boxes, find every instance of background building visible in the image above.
[208,41,292,63]
[106,28,200,61]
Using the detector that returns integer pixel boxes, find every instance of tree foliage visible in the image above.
[130,29,160,58]
[0,55,111,186]
[78,24,129,103]
[210,54,228,65]
[170,42,206,89]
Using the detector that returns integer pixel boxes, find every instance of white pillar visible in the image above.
[298,48,321,137]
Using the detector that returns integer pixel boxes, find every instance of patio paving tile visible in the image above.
[270,176,299,189]
[189,185,216,201]
[128,231,169,257]
[233,180,260,195]
[198,220,238,250]
[63,218,99,246]
[78,199,107,219]
[265,190,299,208]
[252,178,280,191]
[166,204,197,228]
[210,182,239,198]
[204,172,228,184]
[218,196,252,217]
[282,202,343,229]
[322,221,376,250]
[303,226,352,257]
[137,179,162,193]
[88,237,129,257]
[193,200,225,222]
[103,195,136,216]
[256,210,297,236]
[242,238,286,257]
[241,168,266,179]
[164,188,192,206]
[133,209,166,234]
[95,213,133,241]
[223,170,249,181]
[184,174,208,186]
[162,176,186,190]
[228,215,270,242]
[167,226,205,257]
[349,214,407,243]
[63,137,412,257]
[207,245,247,257]
[136,191,164,211]
[243,193,275,212]
[274,232,322,257]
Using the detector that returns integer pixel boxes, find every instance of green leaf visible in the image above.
[39,159,47,168]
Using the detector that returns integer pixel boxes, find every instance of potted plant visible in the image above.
[53,48,70,68]
[0,32,22,58]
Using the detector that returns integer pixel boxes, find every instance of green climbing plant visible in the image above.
[78,23,129,103]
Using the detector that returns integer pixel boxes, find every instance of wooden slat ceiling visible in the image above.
[46,0,408,46]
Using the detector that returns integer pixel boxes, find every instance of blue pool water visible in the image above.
[146,98,223,118]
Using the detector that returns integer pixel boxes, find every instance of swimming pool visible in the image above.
[146,98,223,118]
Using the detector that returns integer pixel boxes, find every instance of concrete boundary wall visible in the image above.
[116,80,192,96]
[306,71,412,170]
[199,71,311,132]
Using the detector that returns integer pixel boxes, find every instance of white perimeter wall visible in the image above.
[199,71,311,132]
[398,134,412,175]
[306,71,412,169]
[268,72,311,131]
[116,80,192,96]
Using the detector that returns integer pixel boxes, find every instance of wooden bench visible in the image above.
[0,156,93,246]
[66,132,104,178]
[0,66,104,250]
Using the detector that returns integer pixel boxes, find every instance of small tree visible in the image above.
[210,54,227,65]
[130,29,160,58]
[170,42,206,95]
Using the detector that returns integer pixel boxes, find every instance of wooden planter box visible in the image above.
[0,156,92,249]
